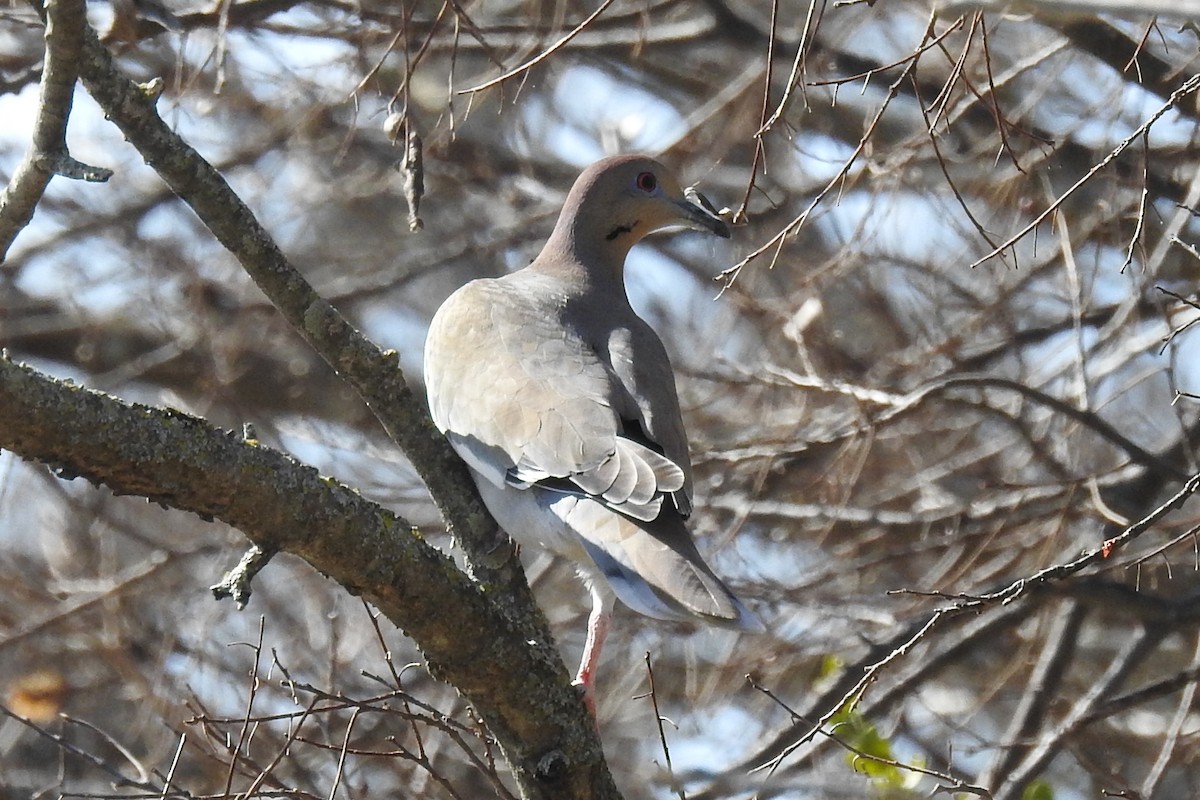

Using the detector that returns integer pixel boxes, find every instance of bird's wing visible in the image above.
[424,277,685,522]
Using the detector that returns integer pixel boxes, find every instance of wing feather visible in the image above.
[425,275,688,518]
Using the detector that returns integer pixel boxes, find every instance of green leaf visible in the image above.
[1021,779,1055,800]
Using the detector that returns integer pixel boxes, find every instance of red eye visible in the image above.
[635,171,658,193]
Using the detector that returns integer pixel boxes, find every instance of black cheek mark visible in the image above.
[605,221,637,241]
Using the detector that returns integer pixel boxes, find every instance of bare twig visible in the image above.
[732,0,778,225]
[755,0,821,136]
[1122,134,1150,272]
[224,617,267,796]
[719,9,940,287]
[457,0,616,94]
[1139,633,1200,797]
[968,72,1200,268]
[643,653,685,800]
[747,677,993,797]
[327,706,361,800]
[0,0,110,261]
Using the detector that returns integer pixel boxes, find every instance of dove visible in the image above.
[424,155,760,710]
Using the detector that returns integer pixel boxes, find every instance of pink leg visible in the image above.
[572,585,613,716]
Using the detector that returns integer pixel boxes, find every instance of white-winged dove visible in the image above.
[424,155,761,710]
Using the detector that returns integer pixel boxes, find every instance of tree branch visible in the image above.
[3,5,620,797]
[0,0,111,261]
[0,352,617,798]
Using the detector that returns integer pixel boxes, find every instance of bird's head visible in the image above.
[542,155,731,276]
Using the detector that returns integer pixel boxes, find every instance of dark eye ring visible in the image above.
[635,171,658,193]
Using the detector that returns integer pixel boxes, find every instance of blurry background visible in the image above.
[3,0,1200,798]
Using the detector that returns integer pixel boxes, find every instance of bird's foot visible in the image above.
[571,677,598,719]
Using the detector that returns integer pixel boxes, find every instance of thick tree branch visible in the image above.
[4,5,619,798]
[0,353,617,799]
[70,5,499,584]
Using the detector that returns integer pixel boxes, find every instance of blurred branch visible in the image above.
[968,71,1200,268]
[915,375,1187,481]
[0,700,162,792]
[1078,645,1200,731]
[2,549,176,649]
[1139,632,1200,796]
[0,0,110,262]
[941,0,1200,29]
[458,0,616,94]
[978,601,1085,789]
[994,624,1157,800]
[1158,286,1200,354]
[122,0,718,51]
[120,0,307,41]
[750,367,1186,482]
[722,470,1200,787]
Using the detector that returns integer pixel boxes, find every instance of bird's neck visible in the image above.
[536,223,635,291]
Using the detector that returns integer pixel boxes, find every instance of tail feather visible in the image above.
[560,496,762,631]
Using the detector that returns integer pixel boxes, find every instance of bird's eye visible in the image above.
[635,171,658,193]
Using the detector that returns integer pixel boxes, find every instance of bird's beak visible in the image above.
[675,187,731,238]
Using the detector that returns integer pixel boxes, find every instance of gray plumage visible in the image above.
[424,155,761,701]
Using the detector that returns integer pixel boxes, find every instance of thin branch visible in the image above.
[913,70,1002,253]
[457,0,616,94]
[327,707,361,800]
[225,617,267,798]
[1139,632,1200,797]
[0,0,111,261]
[748,678,993,798]
[759,367,1188,482]
[59,713,152,785]
[732,0,778,224]
[643,653,685,800]
[719,9,941,287]
[968,71,1200,268]
[754,0,821,136]
[1121,134,1150,272]
[0,702,161,792]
